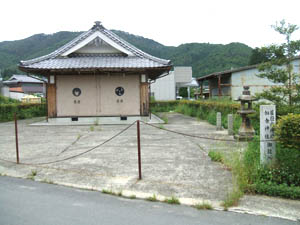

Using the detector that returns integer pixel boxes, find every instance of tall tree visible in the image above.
[256,20,300,106]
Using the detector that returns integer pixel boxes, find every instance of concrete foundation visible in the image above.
[31,114,164,126]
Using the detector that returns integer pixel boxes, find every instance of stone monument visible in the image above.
[260,105,276,164]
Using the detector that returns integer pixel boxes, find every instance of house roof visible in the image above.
[197,55,300,82]
[197,64,258,81]
[3,74,45,84]
[19,21,171,74]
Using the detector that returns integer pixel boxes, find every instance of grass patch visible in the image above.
[194,202,213,210]
[208,149,246,208]
[208,151,223,163]
[164,196,180,205]
[158,125,165,130]
[146,194,158,202]
[129,195,136,199]
[90,126,95,131]
[221,150,246,208]
[161,114,168,124]
[27,170,37,180]
[102,189,113,195]
[222,188,243,209]
[102,189,123,197]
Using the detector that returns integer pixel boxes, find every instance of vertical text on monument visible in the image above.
[260,105,276,164]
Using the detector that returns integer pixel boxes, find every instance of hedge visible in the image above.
[151,100,259,134]
[275,113,300,150]
[253,183,300,200]
[0,103,46,122]
[151,100,240,112]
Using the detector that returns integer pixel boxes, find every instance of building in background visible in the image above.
[0,75,10,97]
[151,66,197,100]
[196,57,300,100]
[3,74,46,100]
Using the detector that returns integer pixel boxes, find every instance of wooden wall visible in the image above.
[140,83,149,116]
[47,83,56,117]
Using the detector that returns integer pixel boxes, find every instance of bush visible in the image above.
[256,146,300,187]
[0,103,46,122]
[0,95,19,104]
[274,113,300,150]
[150,100,178,113]
[151,99,245,134]
[253,183,300,200]
[241,137,300,199]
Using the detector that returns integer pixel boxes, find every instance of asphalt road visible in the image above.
[0,176,297,225]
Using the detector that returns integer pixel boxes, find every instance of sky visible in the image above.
[0,0,300,48]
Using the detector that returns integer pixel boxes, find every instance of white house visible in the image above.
[151,66,197,100]
[197,57,300,100]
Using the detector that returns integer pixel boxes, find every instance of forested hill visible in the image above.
[0,30,252,80]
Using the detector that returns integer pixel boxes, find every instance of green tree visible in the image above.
[256,20,300,106]
[248,47,269,65]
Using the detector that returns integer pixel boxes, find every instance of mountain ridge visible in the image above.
[0,30,252,79]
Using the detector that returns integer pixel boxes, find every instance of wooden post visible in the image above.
[200,81,203,99]
[137,120,142,180]
[14,113,20,164]
[218,75,222,98]
[46,77,48,122]
[209,80,212,98]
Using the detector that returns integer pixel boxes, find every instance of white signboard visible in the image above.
[260,105,276,164]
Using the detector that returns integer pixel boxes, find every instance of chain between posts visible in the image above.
[1,118,296,172]
[139,120,295,143]
[2,120,137,166]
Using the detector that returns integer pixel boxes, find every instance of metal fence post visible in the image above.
[14,113,20,164]
[137,120,142,180]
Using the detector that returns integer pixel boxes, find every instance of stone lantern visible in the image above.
[235,86,256,141]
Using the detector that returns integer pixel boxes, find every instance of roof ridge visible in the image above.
[20,29,95,66]
[103,29,170,65]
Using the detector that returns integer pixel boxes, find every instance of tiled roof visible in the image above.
[4,74,44,84]
[19,22,171,71]
[26,56,169,70]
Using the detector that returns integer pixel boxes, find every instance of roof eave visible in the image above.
[18,65,172,75]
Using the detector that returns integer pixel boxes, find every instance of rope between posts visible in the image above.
[0,121,137,166]
[140,120,292,143]
[140,120,237,142]
[0,119,296,166]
